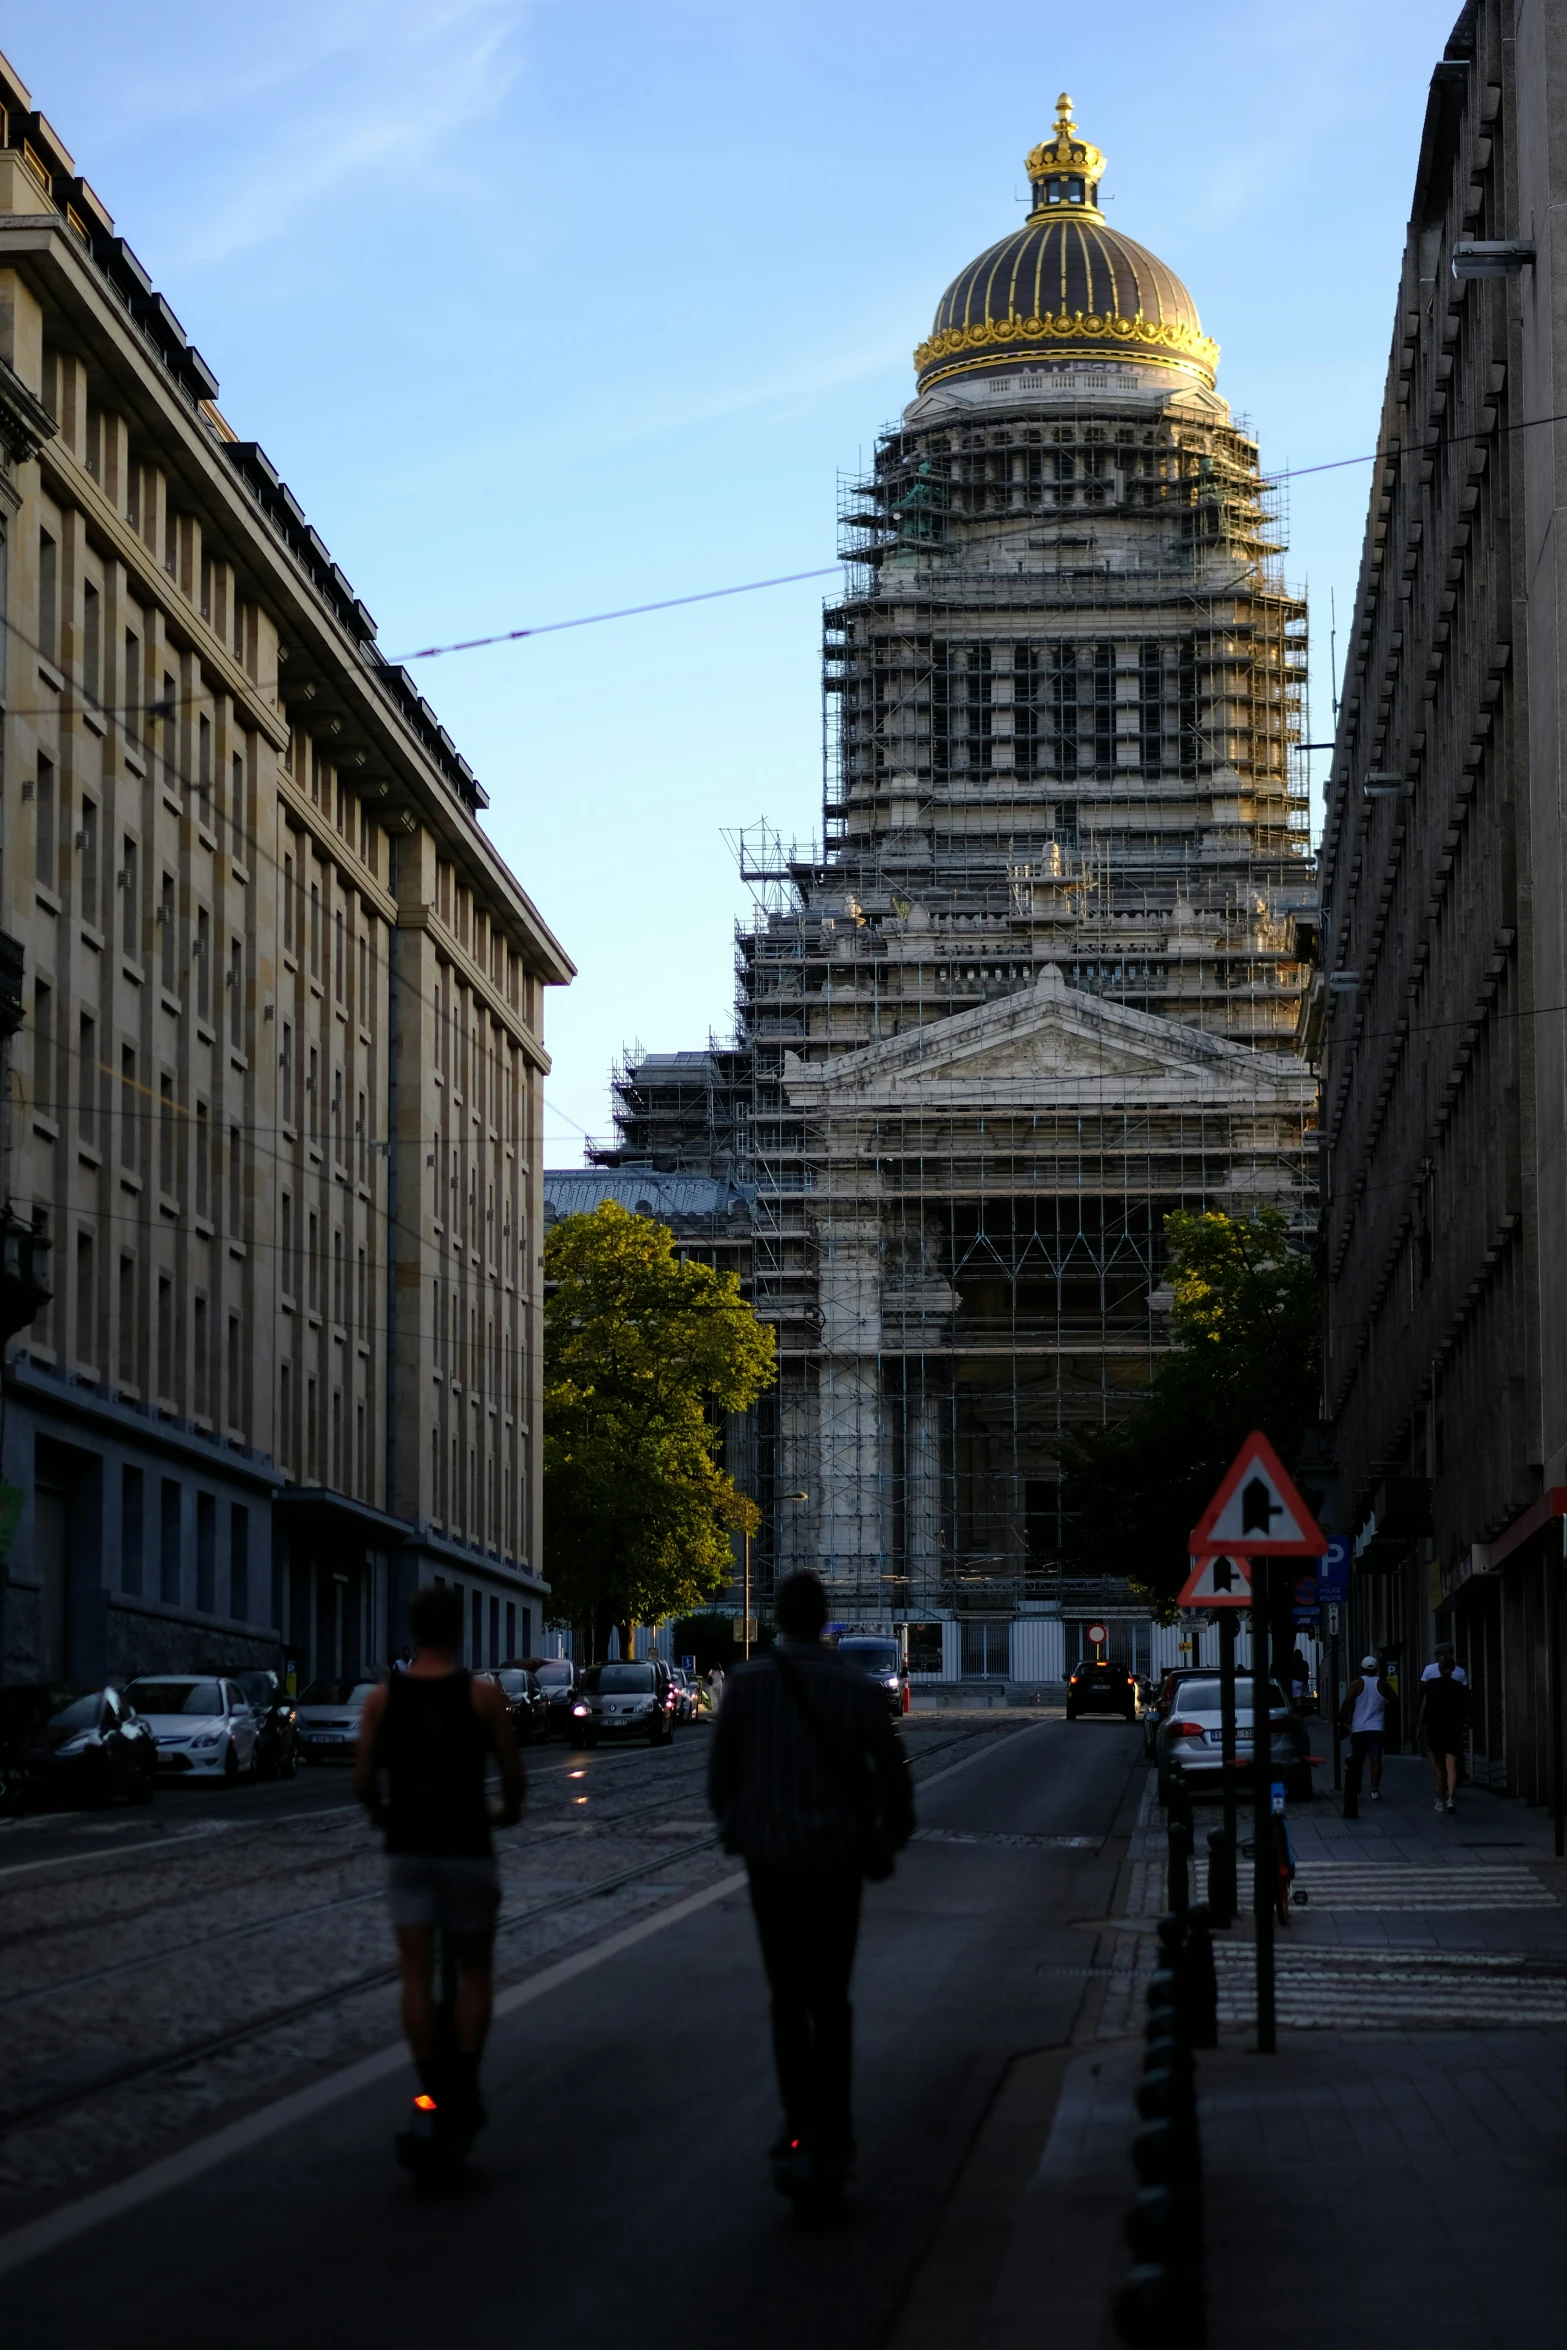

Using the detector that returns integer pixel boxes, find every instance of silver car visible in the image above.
[1154,1675,1312,1804]
[123,1676,260,1782]
[293,1676,378,1761]
[569,1662,675,1748]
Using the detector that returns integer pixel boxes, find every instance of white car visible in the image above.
[293,1677,378,1761]
[123,1676,260,1782]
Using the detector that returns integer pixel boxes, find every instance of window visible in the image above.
[229,1126,242,1232]
[308,1045,318,1143]
[121,834,138,954]
[280,1362,293,1470]
[124,630,142,746]
[79,796,98,928]
[307,1214,319,1312]
[334,907,344,1003]
[356,1402,366,1499]
[357,1091,367,1181]
[157,1274,173,1401]
[193,1296,209,1418]
[331,1388,343,1487]
[39,528,57,662]
[79,1014,96,1143]
[159,1075,175,1195]
[198,713,212,814]
[332,1067,342,1164]
[196,1490,215,1610]
[229,936,243,1049]
[232,748,246,861]
[309,878,320,977]
[82,582,101,707]
[228,1316,242,1431]
[160,872,175,992]
[359,928,369,1017]
[160,1477,180,1602]
[281,1022,294,1127]
[489,1595,500,1664]
[32,980,53,1123]
[36,754,55,892]
[357,1245,367,1336]
[195,1101,210,1217]
[121,1465,143,1595]
[230,1503,249,1620]
[118,1254,136,1384]
[160,672,176,779]
[196,908,211,1020]
[306,1376,318,1480]
[283,854,295,953]
[471,1589,482,1667]
[75,1227,95,1365]
[332,1227,344,1325]
[281,1193,294,1298]
[120,1047,137,1169]
[960,1622,1010,1679]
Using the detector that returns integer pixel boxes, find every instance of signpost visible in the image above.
[1085,1619,1109,1655]
[1190,1432,1326,2056]
[1178,1556,1250,1930]
[1319,1538,1349,1791]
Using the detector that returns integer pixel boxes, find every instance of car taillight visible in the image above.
[1174,1720,1206,1736]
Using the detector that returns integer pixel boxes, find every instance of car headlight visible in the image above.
[56,1732,93,1755]
[571,1702,590,1717]
[192,1729,224,1747]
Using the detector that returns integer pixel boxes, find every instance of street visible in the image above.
[0,1706,1143,2344]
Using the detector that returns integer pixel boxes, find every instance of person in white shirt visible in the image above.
[1341,1655,1393,1817]
[1420,1643,1467,1687]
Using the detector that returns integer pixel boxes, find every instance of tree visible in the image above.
[543,1202,777,1659]
[1060,1207,1320,1616]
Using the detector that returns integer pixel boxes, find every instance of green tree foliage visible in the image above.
[543,1202,777,1658]
[1060,1208,1321,1613]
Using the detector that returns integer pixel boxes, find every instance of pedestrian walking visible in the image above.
[1340,1655,1393,1818]
[707,1570,913,2216]
[705,1664,725,1711]
[1287,1645,1312,1712]
[354,1582,524,2172]
[1419,1642,1468,1688]
[1416,1650,1469,1813]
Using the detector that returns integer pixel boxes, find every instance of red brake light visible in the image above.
[1174,1720,1206,1736]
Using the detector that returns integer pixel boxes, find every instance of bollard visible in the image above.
[1131,2117,1199,2185]
[1124,2183,1202,2265]
[1113,2261,1205,2350]
[1182,1903,1219,2049]
[1165,1764,1194,1913]
[1205,1824,1236,1927]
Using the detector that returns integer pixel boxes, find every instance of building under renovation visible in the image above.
[587,99,1318,1677]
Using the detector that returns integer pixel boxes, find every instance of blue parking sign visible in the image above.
[1318,1537,1350,1601]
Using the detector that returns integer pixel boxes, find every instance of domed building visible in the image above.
[588,102,1318,1679]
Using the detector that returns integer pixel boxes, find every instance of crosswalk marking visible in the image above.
[1211,1943,1567,2027]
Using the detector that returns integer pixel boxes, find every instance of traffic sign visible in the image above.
[1178,1553,1253,1608]
[1317,1536,1350,1600]
[1085,1620,1109,1647]
[1189,1431,1327,1556]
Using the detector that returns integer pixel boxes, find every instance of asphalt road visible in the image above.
[1,1713,1144,2346]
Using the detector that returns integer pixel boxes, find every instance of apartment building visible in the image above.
[0,59,572,1690]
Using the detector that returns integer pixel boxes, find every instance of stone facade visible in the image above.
[1320,0,1567,1800]
[0,58,571,1688]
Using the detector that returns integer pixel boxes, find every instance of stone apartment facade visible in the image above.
[1319,0,1567,1801]
[0,57,572,1690]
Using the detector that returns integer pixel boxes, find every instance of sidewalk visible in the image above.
[900,1742,1567,2350]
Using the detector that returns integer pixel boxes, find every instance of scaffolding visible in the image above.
[605,371,1319,1636]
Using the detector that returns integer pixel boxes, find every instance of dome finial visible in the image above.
[1026,94,1107,220]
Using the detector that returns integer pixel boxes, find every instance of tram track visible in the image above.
[0,1718,1020,2140]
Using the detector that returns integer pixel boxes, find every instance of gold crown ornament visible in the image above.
[1025,93,1107,220]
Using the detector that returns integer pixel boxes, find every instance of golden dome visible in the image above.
[914,98,1218,396]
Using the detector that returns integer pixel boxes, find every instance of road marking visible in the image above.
[1212,1943,1567,2027]
[913,1828,1100,1851]
[0,1868,744,2278]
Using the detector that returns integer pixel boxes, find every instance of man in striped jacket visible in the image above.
[708,1570,913,2207]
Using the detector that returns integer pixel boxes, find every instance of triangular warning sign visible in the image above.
[1178,1554,1253,1608]
[1189,1430,1326,1557]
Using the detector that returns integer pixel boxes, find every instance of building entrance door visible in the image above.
[35,1483,67,1680]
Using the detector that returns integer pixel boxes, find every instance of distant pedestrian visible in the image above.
[1287,1646,1312,1712]
[1340,1655,1393,1817]
[1420,1642,1468,1688]
[706,1664,725,1711]
[1416,1651,1469,1814]
[708,1570,912,2214]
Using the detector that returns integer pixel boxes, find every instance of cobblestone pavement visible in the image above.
[0,1711,1033,2228]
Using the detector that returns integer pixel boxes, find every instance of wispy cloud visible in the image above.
[138,0,538,272]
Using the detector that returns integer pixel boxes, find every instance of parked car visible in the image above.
[1065,1660,1138,1722]
[836,1636,909,1717]
[123,1676,262,1782]
[0,1682,157,1808]
[486,1666,549,1745]
[570,1661,675,1747]
[667,1667,700,1725]
[229,1669,301,1780]
[291,1677,379,1762]
[520,1656,578,1740]
[1142,1667,1211,1761]
[1153,1674,1313,1804]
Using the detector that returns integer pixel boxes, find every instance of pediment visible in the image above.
[784,966,1314,1110]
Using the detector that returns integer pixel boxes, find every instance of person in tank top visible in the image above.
[355,1582,524,2144]
[1339,1655,1393,1815]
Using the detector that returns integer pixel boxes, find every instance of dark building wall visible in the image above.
[1322,0,1567,1800]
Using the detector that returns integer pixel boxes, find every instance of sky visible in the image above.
[3,0,1458,1161]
